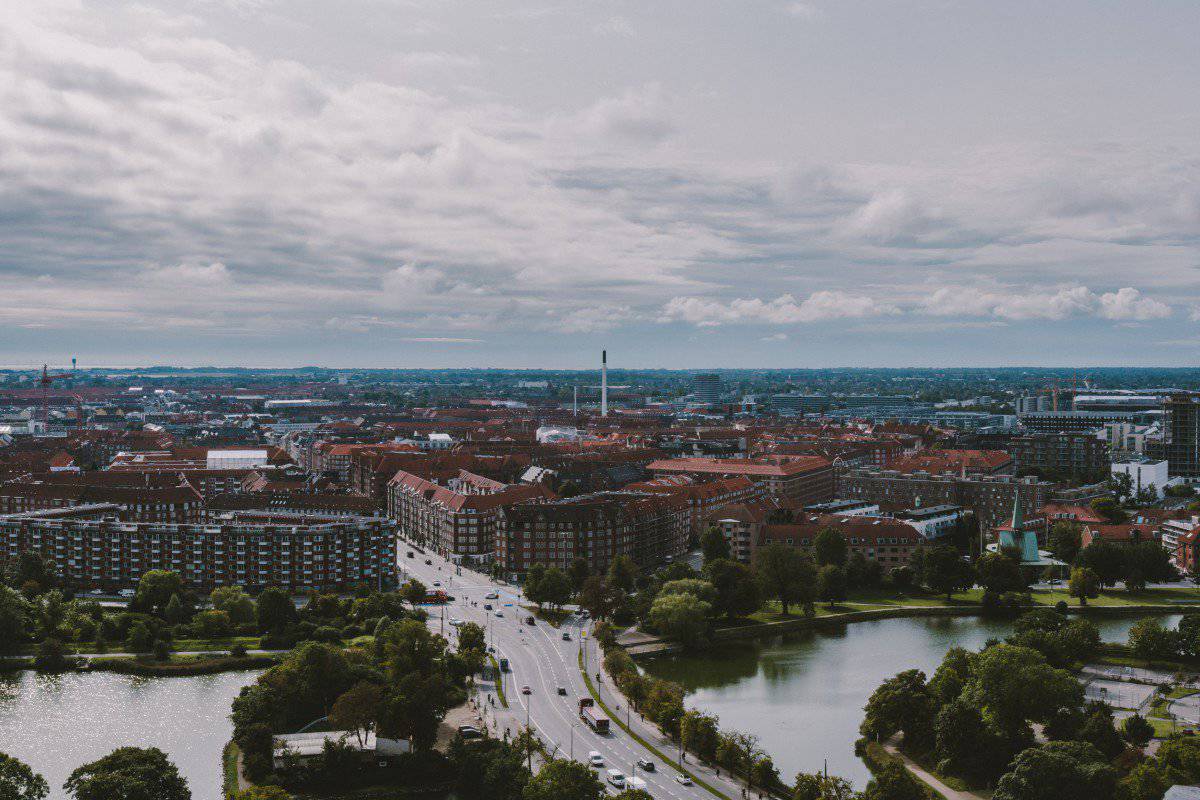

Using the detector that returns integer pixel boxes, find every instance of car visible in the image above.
[561,631,571,641]
[494,612,504,617]
[406,551,414,558]
[557,687,567,696]
[487,646,495,653]
[637,758,655,772]
[485,592,499,599]
[457,725,484,740]
[433,581,442,587]
[676,774,693,786]
[425,559,433,565]
[118,589,136,598]
[525,616,536,625]
[606,769,626,788]
[450,618,462,627]
[521,685,532,695]
[483,603,493,610]
[588,751,604,767]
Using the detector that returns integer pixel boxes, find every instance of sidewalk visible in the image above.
[880,742,984,800]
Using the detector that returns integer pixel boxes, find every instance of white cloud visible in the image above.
[663,291,897,326]
[921,285,1173,321]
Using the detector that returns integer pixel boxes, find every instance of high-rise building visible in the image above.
[692,373,722,405]
[1165,393,1200,478]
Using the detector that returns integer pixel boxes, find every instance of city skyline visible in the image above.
[3,2,1200,368]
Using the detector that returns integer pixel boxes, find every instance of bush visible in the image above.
[34,637,71,672]
[230,643,248,658]
[152,638,172,662]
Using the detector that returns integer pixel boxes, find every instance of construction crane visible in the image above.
[37,363,74,430]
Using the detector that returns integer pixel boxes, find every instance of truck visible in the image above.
[579,698,610,734]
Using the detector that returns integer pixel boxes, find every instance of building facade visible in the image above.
[646,457,835,505]
[0,513,396,591]
[496,492,689,576]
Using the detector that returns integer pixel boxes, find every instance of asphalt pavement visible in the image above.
[397,545,720,800]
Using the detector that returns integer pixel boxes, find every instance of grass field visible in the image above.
[746,586,1200,623]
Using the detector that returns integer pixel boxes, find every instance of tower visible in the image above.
[601,350,608,418]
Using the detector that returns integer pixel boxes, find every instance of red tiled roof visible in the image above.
[647,456,831,478]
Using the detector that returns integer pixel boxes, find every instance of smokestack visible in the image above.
[601,350,608,418]
[573,385,578,417]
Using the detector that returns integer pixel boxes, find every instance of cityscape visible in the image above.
[4,3,1200,800]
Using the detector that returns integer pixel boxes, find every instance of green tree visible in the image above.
[861,761,924,800]
[963,644,1083,739]
[577,576,611,620]
[703,559,761,619]
[39,590,65,639]
[923,545,974,600]
[134,570,183,615]
[657,579,718,605]
[64,747,190,800]
[1125,541,1176,591]
[700,527,730,563]
[522,759,605,800]
[329,681,385,747]
[992,741,1115,800]
[0,587,31,654]
[976,552,1025,594]
[792,772,855,800]
[32,637,69,673]
[125,621,153,653]
[255,588,297,632]
[607,556,639,594]
[1078,541,1126,587]
[648,592,711,649]
[1128,618,1181,661]
[231,788,290,800]
[568,558,591,592]
[1090,496,1127,523]
[0,751,49,800]
[613,790,654,800]
[681,710,721,762]
[162,594,186,626]
[4,552,57,595]
[458,621,486,654]
[1068,567,1100,606]
[192,610,232,639]
[536,568,572,610]
[861,669,936,750]
[211,587,256,625]
[1122,714,1154,747]
[753,544,817,616]
[813,528,848,568]
[1047,522,1083,564]
[401,579,428,608]
[817,565,847,608]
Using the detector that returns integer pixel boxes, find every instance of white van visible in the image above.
[606,769,626,788]
[588,751,604,767]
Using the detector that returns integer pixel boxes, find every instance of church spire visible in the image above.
[1010,486,1024,531]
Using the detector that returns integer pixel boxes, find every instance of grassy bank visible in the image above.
[222,741,241,799]
[858,740,949,800]
[90,653,278,676]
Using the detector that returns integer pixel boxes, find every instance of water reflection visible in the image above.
[644,615,1179,788]
[0,670,259,800]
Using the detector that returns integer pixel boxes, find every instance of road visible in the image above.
[397,546,720,800]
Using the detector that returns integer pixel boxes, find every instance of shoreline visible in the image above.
[624,603,1200,658]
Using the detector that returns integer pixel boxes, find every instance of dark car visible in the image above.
[557,687,567,696]
[425,559,433,565]
[637,759,655,772]
[457,725,484,740]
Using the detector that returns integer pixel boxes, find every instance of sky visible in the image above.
[1,0,1199,369]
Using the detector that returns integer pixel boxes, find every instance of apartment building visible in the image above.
[1008,432,1109,478]
[496,491,689,576]
[388,470,554,563]
[840,469,1052,532]
[622,475,764,538]
[0,481,202,522]
[759,515,923,569]
[646,456,834,505]
[0,512,396,591]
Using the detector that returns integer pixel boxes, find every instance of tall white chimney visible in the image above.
[601,350,608,417]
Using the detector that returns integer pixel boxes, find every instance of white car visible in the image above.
[676,774,693,786]
[606,769,626,788]
[485,592,499,599]
[450,619,463,627]
[588,751,604,767]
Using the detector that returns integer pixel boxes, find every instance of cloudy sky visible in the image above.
[2,1,1199,369]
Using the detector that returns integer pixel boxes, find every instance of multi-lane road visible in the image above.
[397,545,724,800]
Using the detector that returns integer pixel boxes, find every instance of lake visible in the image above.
[0,670,259,800]
[641,613,1180,789]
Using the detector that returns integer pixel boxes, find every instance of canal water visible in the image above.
[641,614,1181,789]
[0,670,259,800]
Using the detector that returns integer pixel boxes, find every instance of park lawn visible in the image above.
[746,586,1200,623]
